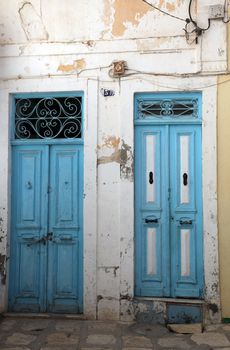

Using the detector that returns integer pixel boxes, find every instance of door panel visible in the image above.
[47,145,83,313]
[170,125,203,297]
[135,124,203,298]
[9,145,48,312]
[135,126,170,297]
[9,144,83,313]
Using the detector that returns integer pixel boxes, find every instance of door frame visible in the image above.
[119,79,220,323]
[9,91,84,313]
[134,93,203,298]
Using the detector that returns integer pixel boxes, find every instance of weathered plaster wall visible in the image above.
[217,6,230,321]
[218,76,230,319]
[0,0,227,322]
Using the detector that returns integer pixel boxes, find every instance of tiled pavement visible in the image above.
[0,316,230,350]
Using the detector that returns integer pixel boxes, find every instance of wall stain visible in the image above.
[0,254,6,285]
[120,140,133,181]
[97,136,133,180]
[58,59,86,73]
[208,303,219,314]
[97,136,121,165]
[82,40,95,48]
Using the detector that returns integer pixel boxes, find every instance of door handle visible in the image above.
[179,219,192,225]
[46,232,53,241]
[59,235,73,241]
[149,171,154,184]
[25,232,53,246]
[25,236,46,246]
[145,218,158,224]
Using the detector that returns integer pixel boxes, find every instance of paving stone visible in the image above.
[0,348,31,350]
[21,319,50,331]
[45,332,79,345]
[122,335,152,348]
[88,322,117,333]
[86,334,116,346]
[167,323,203,334]
[223,324,230,331]
[55,320,81,332]
[80,348,113,350]
[122,348,155,350]
[158,336,191,349]
[205,324,222,332]
[5,332,37,345]
[129,323,169,337]
[191,332,230,347]
[0,319,17,331]
[189,346,211,350]
[41,347,76,350]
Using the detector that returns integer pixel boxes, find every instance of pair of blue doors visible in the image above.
[135,93,204,298]
[9,143,83,313]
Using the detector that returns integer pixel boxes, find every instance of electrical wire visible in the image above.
[184,0,211,44]
[142,0,186,22]
[3,71,230,91]
[188,0,210,32]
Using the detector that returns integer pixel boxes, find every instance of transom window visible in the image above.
[14,95,82,139]
[137,98,198,119]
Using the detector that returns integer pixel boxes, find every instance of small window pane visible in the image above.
[15,96,82,139]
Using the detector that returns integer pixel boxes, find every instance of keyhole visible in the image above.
[149,171,154,184]
[183,173,188,186]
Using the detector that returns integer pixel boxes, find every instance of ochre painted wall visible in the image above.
[218,74,230,318]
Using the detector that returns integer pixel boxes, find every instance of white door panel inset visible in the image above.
[146,135,155,203]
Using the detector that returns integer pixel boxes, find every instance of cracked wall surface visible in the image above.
[19,2,48,41]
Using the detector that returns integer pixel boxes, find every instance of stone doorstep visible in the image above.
[167,323,203,334]
[3,312,86,320]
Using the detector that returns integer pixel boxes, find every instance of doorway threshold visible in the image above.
[135,297,205,305]
[3,312,87,320]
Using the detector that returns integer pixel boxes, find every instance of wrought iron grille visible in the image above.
[14,96,82,139]
[137,99,198,119]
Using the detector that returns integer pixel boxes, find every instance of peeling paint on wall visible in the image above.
[109,0,184,37]
[111,0,150,37]
[158,0,184,12]
[58,59,86,73]
[97,136,121,165]
[120,140,133,181]
[97,136,133,180]
[18,2,49,41]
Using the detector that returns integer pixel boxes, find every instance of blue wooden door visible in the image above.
[9,144,83,313]
[135,93,203,298]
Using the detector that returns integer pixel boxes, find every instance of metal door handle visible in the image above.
[25,232,53,246]
[183,173,188,186]
[59,235,73,241]
[145,218,158,224]
[25,236,46,246]
[149,171,154,184]
[46,232,53,241]
[179,220,192,225]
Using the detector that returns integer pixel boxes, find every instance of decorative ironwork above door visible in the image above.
[14,96,82,139]
[137,98,198,119]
